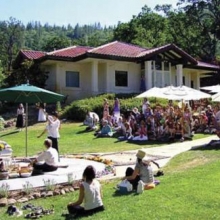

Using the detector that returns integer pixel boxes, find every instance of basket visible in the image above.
[0,171,9,180]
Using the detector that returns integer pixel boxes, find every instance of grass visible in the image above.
[0,122,211,157]
[0,144,220,219]
[0,122,219,219]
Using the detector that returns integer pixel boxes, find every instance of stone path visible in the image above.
[0,135,218,191]
[111,135,218,178]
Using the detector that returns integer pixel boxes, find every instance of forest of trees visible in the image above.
[0,0,219,87]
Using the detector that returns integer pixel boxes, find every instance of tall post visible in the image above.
[91,60,98,93]
[25,103,28,157]
[145,61,152,89]
[196,72,200,89]
[176,64,183,86]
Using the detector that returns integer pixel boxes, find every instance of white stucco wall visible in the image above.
[42,59,207,102]
[105,61,140,93]
[44,65,57,91]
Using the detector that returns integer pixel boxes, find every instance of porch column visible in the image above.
[144,61,152,89]
[176,64,183,86]
[106,63,110,92]
[187,72,191,87]
[196,72,200,89]
[162,62,165,87]
[91,60,98,93]
[169,63,172,85]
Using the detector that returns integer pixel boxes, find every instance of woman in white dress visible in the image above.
[37,103,46,122]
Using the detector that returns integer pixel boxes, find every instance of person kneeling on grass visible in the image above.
[122,150,160,190]
[67,165,104,217]
[94,119,113,137]
[31,139,58,175]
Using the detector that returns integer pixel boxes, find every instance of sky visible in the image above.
[0,0,178,27]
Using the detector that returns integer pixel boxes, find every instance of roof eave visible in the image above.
[87,53,137,62]
[138,44,198,65]
[185,64,220,71]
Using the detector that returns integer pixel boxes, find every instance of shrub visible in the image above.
[61,93,169,121]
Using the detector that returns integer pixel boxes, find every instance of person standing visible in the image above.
[113,98,120,121]
[103,98,109,120]
[37,103,47,122]
[16,103,24,131]
[37,111,61,153]
[142,98,150,114]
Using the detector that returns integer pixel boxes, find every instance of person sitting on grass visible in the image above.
[31,138,58,175]
[85,113,98,131]
[132,120,148,141]
[122,150,160,190]
[94,120,113,137]
[67,165,104,217]
[118,122,133,141]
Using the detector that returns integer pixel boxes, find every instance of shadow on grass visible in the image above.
[126,139,167,146]
[191,140,220,151]
[63,211,104,220]
[76,129,93,134]
[0,130,19,137]
[112,189,139,197]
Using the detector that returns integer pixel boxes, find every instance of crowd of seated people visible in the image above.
[83,98,219,142]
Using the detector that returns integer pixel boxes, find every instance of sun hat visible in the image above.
[136,150,146,159]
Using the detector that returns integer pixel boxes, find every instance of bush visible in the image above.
[61,93,169,121]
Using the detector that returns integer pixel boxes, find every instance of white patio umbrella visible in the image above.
[200,85,220,93]
[161,85,211,100]
[211,93,220,102]
[135,87,168,99]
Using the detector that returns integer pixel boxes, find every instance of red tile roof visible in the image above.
[18,42,220,70]
[137,44,170,57]
[21,50,46,59]
[48,46,93,58]
[88,41,147,58]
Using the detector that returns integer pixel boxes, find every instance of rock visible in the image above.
[8,198,16,205]
[0,197,8,206]
[69,187,75,192]
[28,195,35,200]
[46,191,53,197]
[53,190,60,196]
[33,192,41,199]
[60,189,66,195]
[17,197,28,203]
[41,192,46,198]
[64,188,70,193]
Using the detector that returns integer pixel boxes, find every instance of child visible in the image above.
[67,166,104,217]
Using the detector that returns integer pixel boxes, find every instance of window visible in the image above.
[66,71,79,87]
[155,61,162,70]
[115,71,128,87]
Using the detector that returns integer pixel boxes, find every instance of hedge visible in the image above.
[61,93,169,121]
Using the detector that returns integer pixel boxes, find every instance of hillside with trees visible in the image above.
[0,0,219,87]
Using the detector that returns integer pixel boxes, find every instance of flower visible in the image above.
[0,143,5,151]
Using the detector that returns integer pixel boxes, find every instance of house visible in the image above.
[14,41,220,102]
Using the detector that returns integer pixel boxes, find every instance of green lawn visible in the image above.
[0,144,219,219]
[0,122,218,219]
[0,122,211,157]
